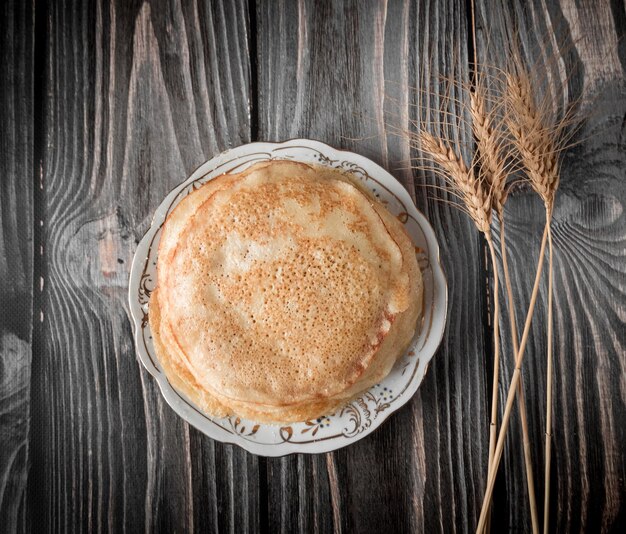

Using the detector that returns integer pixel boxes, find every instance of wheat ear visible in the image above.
[505,74,560,204]
[470,89,540,534]
[418,131,493,234]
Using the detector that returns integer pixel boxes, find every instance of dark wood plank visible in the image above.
[6,0,622,532]
[26,1,256,532]
[474,0,626,532]
[0,1,34,532]
[257,1,491,532]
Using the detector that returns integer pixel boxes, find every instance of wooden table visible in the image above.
[1,0,624,532]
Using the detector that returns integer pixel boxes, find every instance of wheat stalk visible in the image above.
[505,73,561,534]
[415,135,500,503]
[544,220,554,534]
[499,218,540,534]
[400,52,575,531]
[413,88,525,534]
[476,222,549,533]
[468,89,503,534]
[417,118,522,533]
[470,87,540,534]
[476,71,564,534]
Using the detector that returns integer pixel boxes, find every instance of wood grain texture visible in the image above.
[474,0,626,532]
[0,1,34,531]
[256,1,490,532]
[25,1,257,532]
[0,0,624,532]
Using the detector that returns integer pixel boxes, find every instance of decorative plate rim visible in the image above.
[128,139,448,456]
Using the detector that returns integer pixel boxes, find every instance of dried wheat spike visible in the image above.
[419,130,493,234]
[470,89,508,214]
[505,74,560,206]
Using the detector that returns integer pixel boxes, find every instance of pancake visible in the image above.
[150,160,422,423]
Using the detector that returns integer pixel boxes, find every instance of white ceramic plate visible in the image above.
[128,139,447,456]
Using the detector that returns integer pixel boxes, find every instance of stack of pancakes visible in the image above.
[149,160,422,423]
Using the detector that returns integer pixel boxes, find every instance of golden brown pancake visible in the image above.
[150,160,422,423]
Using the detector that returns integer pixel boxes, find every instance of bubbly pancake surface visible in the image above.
[151,161,422,422]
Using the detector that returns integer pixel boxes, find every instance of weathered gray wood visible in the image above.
[257,1,490,532]
[474,0,626,532]
[25,1,256,532]
[1,0,624,532]
[0,1,34,532]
